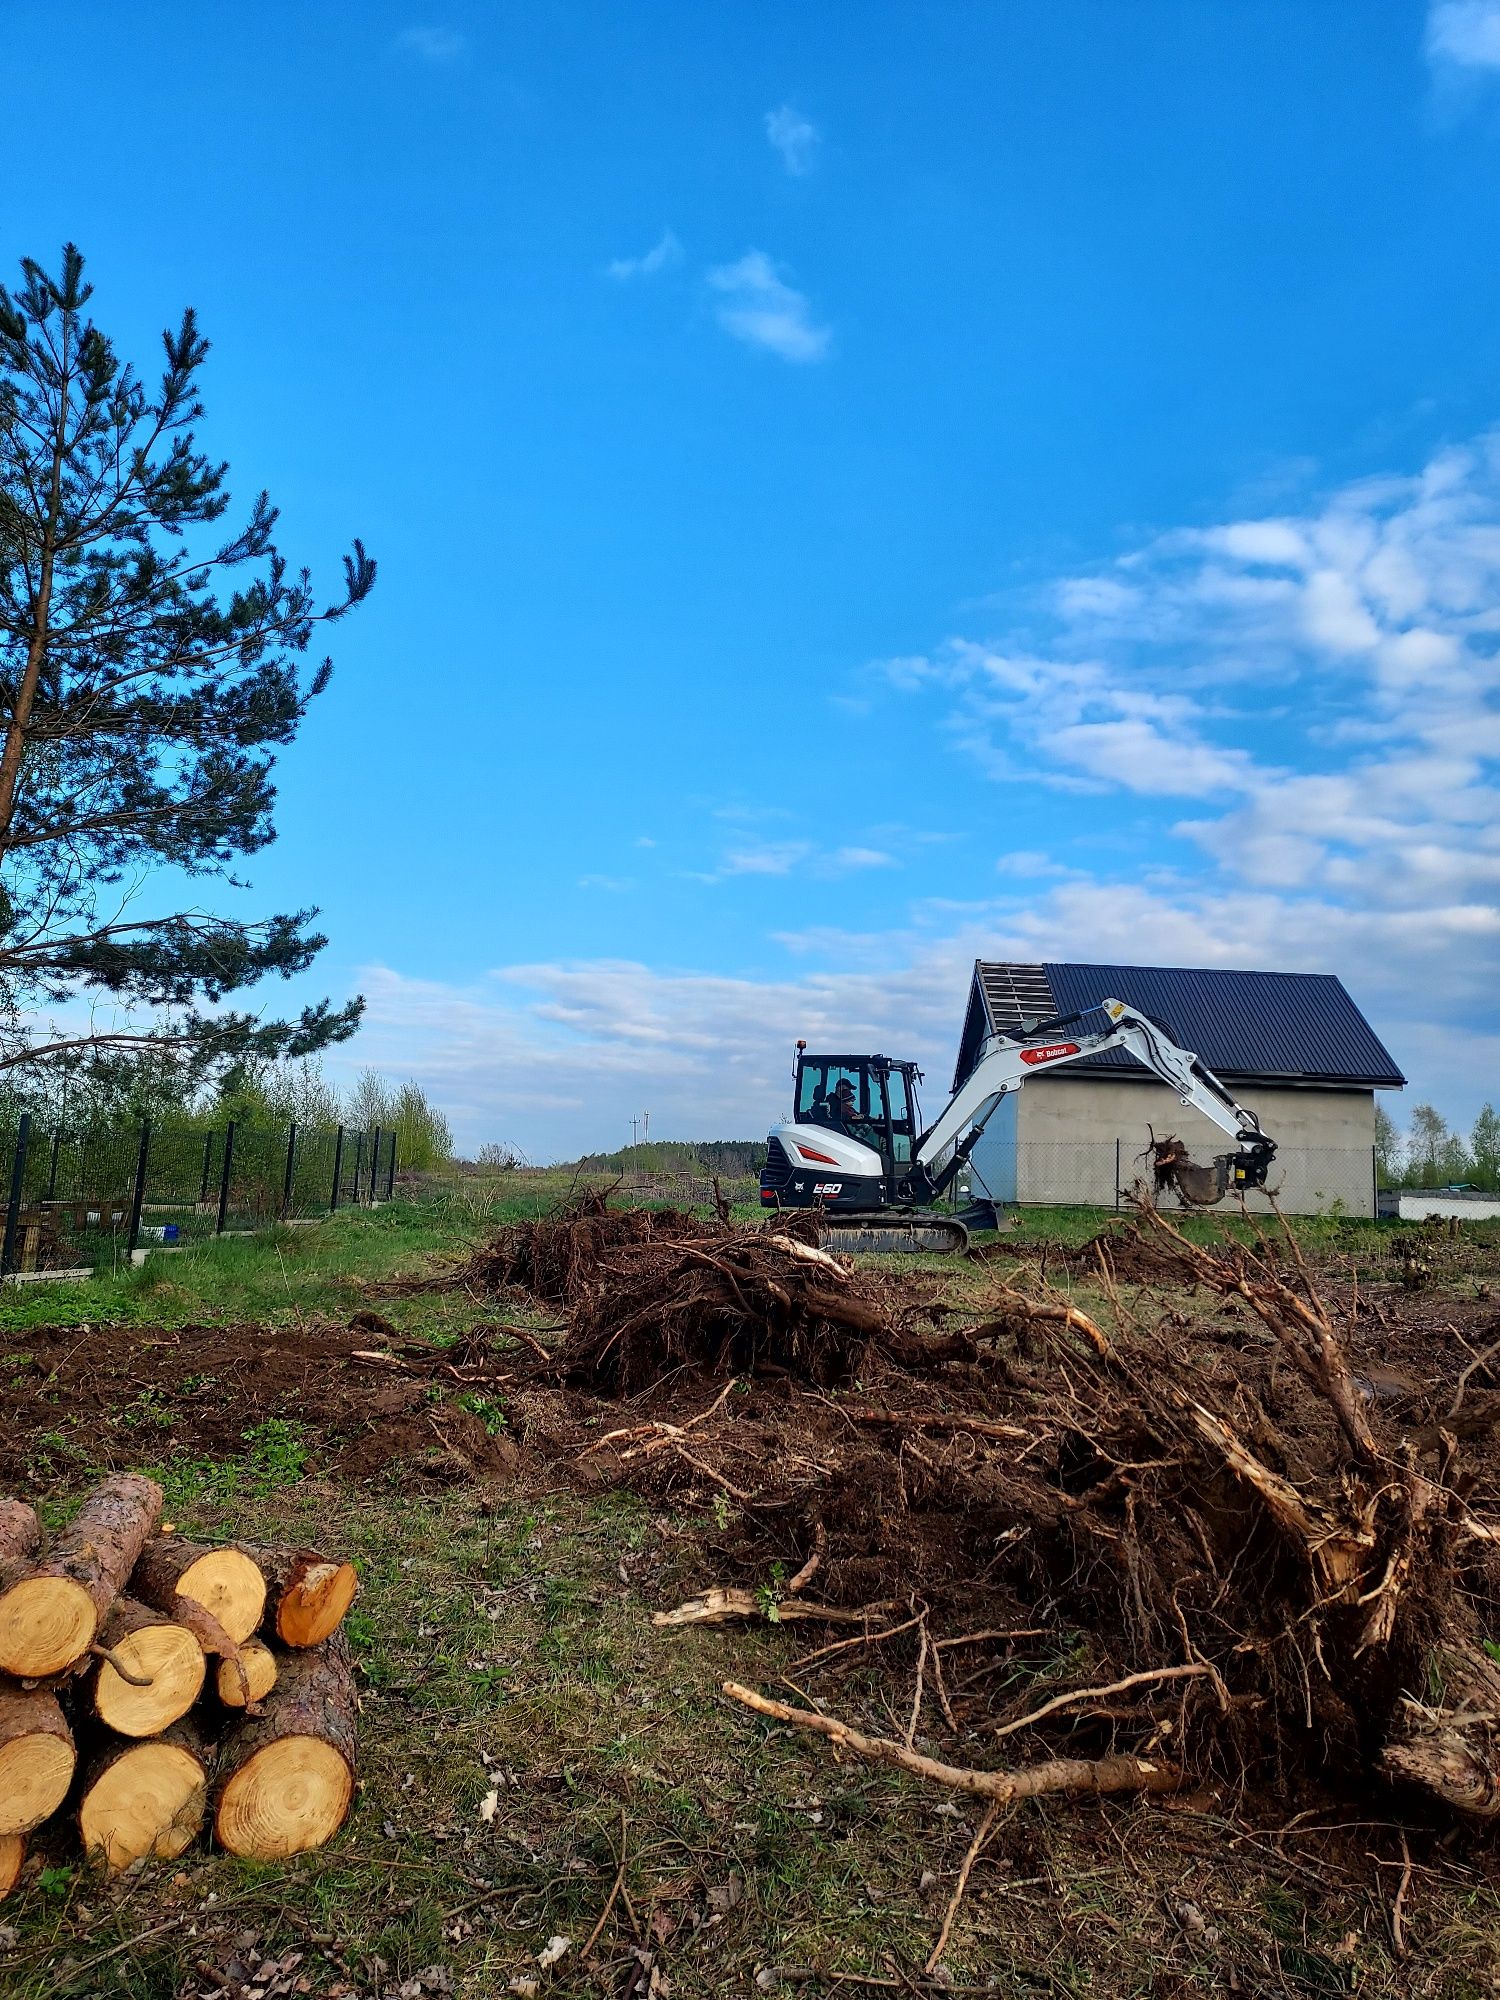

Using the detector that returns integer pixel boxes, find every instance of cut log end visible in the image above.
[216,1638,278,1709]
[215,1737,353,1857]
[0,1689,75,1837]
[275,1561,358,1648]
[176,1548,267,1644]
[79,1741,207,1872]
[95,1623,206,1737]
[0,1832,23,1899]
[0,1573,97,1678]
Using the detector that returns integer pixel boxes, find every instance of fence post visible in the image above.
[282,1121,298,1218]
[45,1129,61,1202]
[330,1125,345,1212]
[351,1132,364,1205]
[127,1121,152,1255]
[1,1114,32,1278]
[199,1132,214,1207]
[216,1121,236,1235]
[386,1132,397,1199]
[1371,1144,1378,1221]
[370,1127,381,1204]
[1114,1138,1121,1212]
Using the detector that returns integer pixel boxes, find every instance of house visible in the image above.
[954,961,1404,1216]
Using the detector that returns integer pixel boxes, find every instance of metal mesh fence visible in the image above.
[0,1116,399,1276]
[965,1140,1380,1216]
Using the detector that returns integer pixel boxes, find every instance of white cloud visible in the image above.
[765,104,819,175]
[830,847,897,871]
[606,230,683,281]
[1427,0,1500,70]
[707,251,831,363]
[394,25,466,61]
[718,841,812,877]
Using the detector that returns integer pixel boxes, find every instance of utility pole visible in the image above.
[642,1110,650,1144]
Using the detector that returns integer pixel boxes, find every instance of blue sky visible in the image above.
[5,0,1499,1156]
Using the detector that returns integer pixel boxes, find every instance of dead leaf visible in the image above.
[538,1936,571,1970]
[479,1789,499,1823]
[707,1875,744,1914]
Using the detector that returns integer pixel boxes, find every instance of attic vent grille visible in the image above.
[979,962,1056,1032]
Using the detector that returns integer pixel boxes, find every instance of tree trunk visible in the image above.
[131,1536,265,1644]
[239,1544,358,1647]
[0,1499,40,1578]
[0,1474,162,1676]
[0,1831,23,1899]
[77,1719,210,1873]
[0,1683,75,1835]
[89,1599,206,1737]
[214,1632,357,1857]
[215,1637,278,1709]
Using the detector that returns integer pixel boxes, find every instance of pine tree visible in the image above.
[0,245,375,1079]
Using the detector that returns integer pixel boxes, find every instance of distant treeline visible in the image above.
[574,1139,767,1177]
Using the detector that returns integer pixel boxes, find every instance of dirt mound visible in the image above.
[0,1316,522,1492]
[466,1196,896,1394]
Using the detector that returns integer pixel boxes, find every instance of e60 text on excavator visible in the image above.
[759,996,1278,1253]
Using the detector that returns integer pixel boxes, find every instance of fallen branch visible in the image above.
[655,1590,896,1630]
[722,1682,1183,1803]
[926,1801,1000,1975]
[840,1406,1032,1444]
[984,1287,1116,1362]
[991,1662,1211,1742]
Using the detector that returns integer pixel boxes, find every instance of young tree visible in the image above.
[0,246,375,1079]
[1373,1103,1402,1188]
[1472,1103,1500,1192]
[1406,1103,1472,1188]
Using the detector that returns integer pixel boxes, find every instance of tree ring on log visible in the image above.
[96,1623,206,1736]
[215,1737,353,1857]
[0,1831,22,1898]
[0,1726,75,1835]
[174,1549,266,1643]
[0,1574,96,1677]
[216,1638,277,1708]
[79,1742,206,1871]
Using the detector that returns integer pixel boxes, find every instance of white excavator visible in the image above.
[759,996,1278,1253]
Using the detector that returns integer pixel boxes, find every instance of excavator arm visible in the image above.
[912,996,1275,1198]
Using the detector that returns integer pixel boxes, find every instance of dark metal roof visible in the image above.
[965,960,1404,1088]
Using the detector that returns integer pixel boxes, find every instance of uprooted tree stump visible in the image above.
[470,1192,913,1393]
[686,1198,1500,1832]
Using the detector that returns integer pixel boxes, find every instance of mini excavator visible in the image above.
[760,996,1277,1253]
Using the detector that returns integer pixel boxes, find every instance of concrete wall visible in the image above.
[993,1076,1380,1215]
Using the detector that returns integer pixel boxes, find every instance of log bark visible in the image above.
[0,1498,40,1578]
[0,1682,76,1834]
[89,1599,206,1737]
[0,1831,22,1899]
[131,1536,266,1644]
[78,1719,210,1872]
[239,1544,358,1648]
[214,1631,358,1857]
[0,1474,162,1676]
[215,1636,278,1709]
[722,1682,1183,1805]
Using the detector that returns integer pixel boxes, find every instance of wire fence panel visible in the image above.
[977,1141,1381,1216]
[0,1118,401,1276]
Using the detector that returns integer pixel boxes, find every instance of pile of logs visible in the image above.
[0,1475,359,1886]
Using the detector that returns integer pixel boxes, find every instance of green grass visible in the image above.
[3,1187,1498,1998]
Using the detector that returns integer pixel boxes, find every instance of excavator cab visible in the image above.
[792,1051,922,1175]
